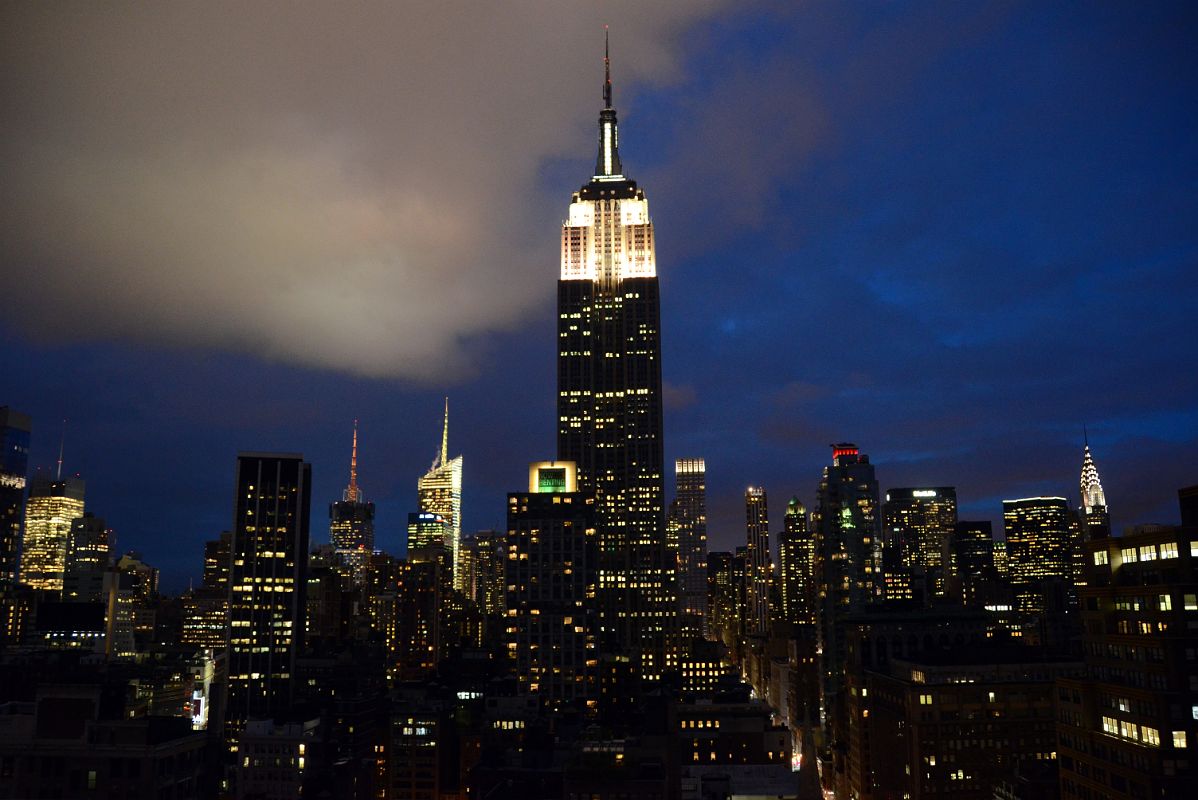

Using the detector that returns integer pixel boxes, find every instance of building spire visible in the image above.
[603,25,612,109]
[344,419,361,502]
[595,28,623,178]
[440,397,449,468]
[56,418,66,480]
[1080,438,1106,514]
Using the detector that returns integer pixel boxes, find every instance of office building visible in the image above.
[0,407,31,583]
[225,452,312,750]
[556,40,676,677]
[505,461,597,711]
[674,458,708,638]
[20,474,86,592]
[745,486,770,635]
[417,399,464,592]
[1002,497,1071,612]
[330,420,375,585]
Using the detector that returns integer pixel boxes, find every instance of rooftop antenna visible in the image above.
[440,397,449,467]
[603,25,612,109]
[345,419,361,502]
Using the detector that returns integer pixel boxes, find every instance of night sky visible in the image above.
[2,2,1195,591]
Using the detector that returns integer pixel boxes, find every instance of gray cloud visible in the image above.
[0,2,727,380]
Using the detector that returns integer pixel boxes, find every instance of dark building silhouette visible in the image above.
[330,420,375,585]
[744,486,770,635]
[0,407,31,584]
[673,458,708,639]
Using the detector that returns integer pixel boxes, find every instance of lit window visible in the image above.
[1186,595,1198,611]
[1121,548,1138,563]
[1160,594,1173,611]
[1173,731,1187,748]
[1093,550,1109,566]
[1120,720,1139,740]
[1102,716,1118,735]
[1160,542,1178,559]
[1142,727,1160,746]
[1140,546,1157,561]
[920,694,933,706]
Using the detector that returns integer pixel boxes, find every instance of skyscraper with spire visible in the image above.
[330,420,375,585]
[557,34,677,678]
[418,399,464,592]
[1079,434,1110,540]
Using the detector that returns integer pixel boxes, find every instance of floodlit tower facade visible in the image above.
[330,421,376,585]
[744,487,770,635]
[556,37,676,677]
[20,475,85,592]
[674,458,708,637]
[418,399,464,592]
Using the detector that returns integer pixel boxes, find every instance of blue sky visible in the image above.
[2,2,1195,589]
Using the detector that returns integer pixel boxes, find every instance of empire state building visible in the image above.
[557,38,677,678]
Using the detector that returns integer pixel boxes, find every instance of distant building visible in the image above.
[951,520,998,604]
[674,458,709,638]
[1078,439,1110,540]
[0,407,31,584]
[225,452,311,751]
[203,531,232,591]
[330,420,375,585]
[505,461,597,712]
[418,400,463,592]
[20,475,85,592]
[744,486,770,635]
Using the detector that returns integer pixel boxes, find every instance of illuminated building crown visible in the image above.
[1080,443,1106,514]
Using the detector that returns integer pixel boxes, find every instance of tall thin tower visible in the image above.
[1079,434,1110,540]
[556,34,677,678]
[673,458,708,639]
[744,487,770,635]
[418,399,464,592]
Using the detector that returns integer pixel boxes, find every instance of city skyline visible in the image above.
[1,4,1196,591]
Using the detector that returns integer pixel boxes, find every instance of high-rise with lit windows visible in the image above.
[556,39,676,677]
[418,399,464,592]
[744,487,770,635]
[225,452,311,751]
[778,497,814,624]
[20,474,85,593]
[1002,497,1071,612]
[673,458,708,639]
[883,487,958,599]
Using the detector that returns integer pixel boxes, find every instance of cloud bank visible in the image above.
[0,2,726,380]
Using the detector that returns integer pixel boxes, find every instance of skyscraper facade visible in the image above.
[813,443,882,720]
[674,458,708,637]
[330,421,375,585]
[418,400,464,592]
[1002,496,1071,612]
[744,486,770,635]
[225,452,312,751]
[778,497,814,624]
[556,43,675,678]
[883,487,958,598]
[0,407,31,584]
[20,475,85,592]
[62,512,110,603]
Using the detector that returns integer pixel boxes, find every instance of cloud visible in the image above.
[0,2,728,380]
